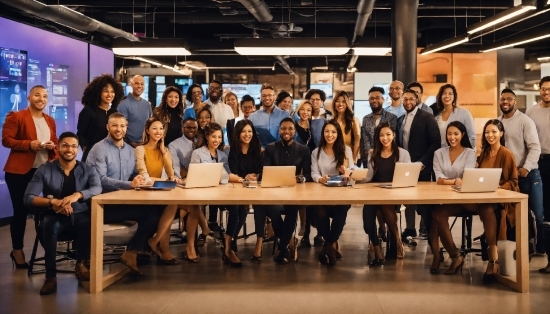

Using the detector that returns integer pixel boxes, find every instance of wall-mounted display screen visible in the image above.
[310,83,333,98]
[0,47,28,122]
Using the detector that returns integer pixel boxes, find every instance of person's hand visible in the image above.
[43,141,55,150]
[30,140,44,151]
[454,178,463,186]
[59,192,82,207]
[319,175,329,184]
[338,165,346,175]
[131,175,146,188]
[175,178,184,185]
[245,173,258,181]
[51,199,72,216]
[518,167,529,178]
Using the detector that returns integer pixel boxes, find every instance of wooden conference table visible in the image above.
[90,182,528,294]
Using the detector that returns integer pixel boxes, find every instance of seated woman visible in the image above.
[362,122,411,265]
[429,121,476,274]
[227,120,263,262]
[187,123,238,264]
[432,119,518,282]
[135,117,182,265]
[311,120,353,266]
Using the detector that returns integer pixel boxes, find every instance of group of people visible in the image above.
[3,73,550,295]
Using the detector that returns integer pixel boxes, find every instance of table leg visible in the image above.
[90,200,104,294]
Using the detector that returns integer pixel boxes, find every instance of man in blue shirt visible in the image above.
[86,112,162,275]
[24,132,102,295]
[117,75,152,148]
[249,83,289,147]
[385,80,406,119]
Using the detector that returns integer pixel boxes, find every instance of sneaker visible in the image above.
[401,228,417,240]
[418,228,428,239]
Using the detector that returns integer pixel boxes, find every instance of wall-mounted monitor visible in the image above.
[0,47,28,122]
[310,83,333,98]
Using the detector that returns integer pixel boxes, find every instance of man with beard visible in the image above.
[526,76,550,272]
[206,80,234,129]
[406,81,433,115]
[24,132,101,295]
[396,89,440,251]
[169,117,198,179]
[86,112,162,275]
[385,80,406,119]
[498,89,543,256]
[249,83,289,147]
[257,118,312,264]
[117,75,152,148]
[361,86,398,164]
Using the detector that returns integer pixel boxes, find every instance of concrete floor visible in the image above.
[0,205,549,314]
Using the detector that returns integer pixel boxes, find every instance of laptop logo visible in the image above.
[479,177,484,183]
[405,172,410,177]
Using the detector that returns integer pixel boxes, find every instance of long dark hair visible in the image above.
[445,121,472,149]
[153,86,184,124]
[141,116,166,150]
[195,106,213,148]
[231,119,262,167]
[81,74,124,109]
[332,90,356,146]
[436,84,458,110]
[479,119,506,163]
[198,122,224,149]
[317,120,347,169]
[370,122,400,177]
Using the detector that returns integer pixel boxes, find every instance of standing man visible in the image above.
[249,83,289,147]
[306,89,331,120]
[397,89,440,248]
[406,81,433,115]
[227,95,256,143]
[259,117,312,264]
[498,88,543,255]
[2,85,57,268]
[24,132,101,295]
[206,80,234,129]
[117,75,152,148]
[526,76,550,273]
[386,80,406,119]
[86,112,162,275]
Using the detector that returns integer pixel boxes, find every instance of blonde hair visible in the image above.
[293,100,314,120]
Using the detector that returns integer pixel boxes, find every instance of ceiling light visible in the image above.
[352,38,391,56]
[134,57,162,66]
[481,31,550,53]
[538,56,550,62]
[466,4,536,34]
[353,47,391,56]
[420,34,469,55]
[234,38,349,56]
[113,38,191,56]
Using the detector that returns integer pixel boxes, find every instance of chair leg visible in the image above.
[28,228,41,276]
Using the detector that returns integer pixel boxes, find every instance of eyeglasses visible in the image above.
[403,97,417,103]
[60,143,78,150]
[389,87,402,91]
[209,87,221,92]
[541,87,550,93]
[369,97,384,101]
[499,97,516,102]
[261,94,274,98]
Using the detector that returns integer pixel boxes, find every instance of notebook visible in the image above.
[260,166,296,188]
[136,180,177,191]
[179,163,223,189]
[452,168,502,193]
[325,169,369,187]
[375,163,422,188]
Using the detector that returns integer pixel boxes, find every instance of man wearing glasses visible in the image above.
[206,80,234,129]
[249,83,289,147]
[385,80,406,119]
[169,118,198,179]
[305,89,331,120]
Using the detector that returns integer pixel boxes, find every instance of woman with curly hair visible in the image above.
[77,74,124,161]
[153,86,184,146]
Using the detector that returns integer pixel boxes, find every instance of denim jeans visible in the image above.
[518,169,544,226]
[539,158,550,221]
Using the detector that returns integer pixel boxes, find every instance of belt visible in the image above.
[541,155,550,160]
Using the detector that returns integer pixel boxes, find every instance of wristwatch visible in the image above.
[47,195,54,209]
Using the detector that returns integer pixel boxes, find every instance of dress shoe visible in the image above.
[40,277,57,295]
[300,238,311,248]
[120,251,143,275]
[482,260,499,283]
[75,262,90,281]
[401,229,417,245]
[182,251,199,263]
[157,258,180,265]
[10,251,29,269]
[538,264,550,274]
[223,251,243,268]
[250,250,262,263]
[368,258,385,267]
[313,235,325,247]
[325,244,338,266]
[273,248,289,264]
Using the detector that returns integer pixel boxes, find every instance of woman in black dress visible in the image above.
[152,86,184,146]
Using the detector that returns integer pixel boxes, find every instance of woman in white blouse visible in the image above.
[433,84,476,149]
[311,120,353,266]
[431,121,476,274]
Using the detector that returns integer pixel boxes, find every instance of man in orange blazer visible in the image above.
[2,85,57,268]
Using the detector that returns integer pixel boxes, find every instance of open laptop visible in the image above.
[260,166,296,188]
[376,163,422,188]
[179,163,224,189]
[137,180,177,191]
[452,168,502,193]
[325,168,369,187]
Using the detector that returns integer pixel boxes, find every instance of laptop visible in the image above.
[325,169,369,187]
[179,163,223,189]
[260,166,296,188]
[137,180,177,191]
[376,163,422,188]
[452,168,502,193]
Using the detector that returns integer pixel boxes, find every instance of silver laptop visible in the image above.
[376,163,422,188]
[346,168,369,181]
[179,163,223,189]
[452,168,502,193]
[260,166,296,188]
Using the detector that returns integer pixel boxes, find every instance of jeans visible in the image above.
[42,211,90,278]
[103,204,163,252]
[5,169,37,250]
[314,205,350,244]
[519,169,544,226]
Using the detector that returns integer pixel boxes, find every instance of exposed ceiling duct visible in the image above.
[274,55,296,76]
[0,0,139,41]
[348,0,377,71]
[236,0,273,22]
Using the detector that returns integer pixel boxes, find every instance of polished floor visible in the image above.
[0,206,549,314]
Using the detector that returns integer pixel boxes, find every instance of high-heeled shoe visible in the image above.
[397,239,405,259]
[147,238,161,257]
[430,254,441,274]
[250,248,262,263]
[334,241,343,260]
[222,251,243,268]
[182,250,199,263]
[10,251,29,269]
[445,253,464,275]
[157,257,180,265]
[483,260,499,284]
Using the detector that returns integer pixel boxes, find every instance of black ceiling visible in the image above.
[3,0,550,72]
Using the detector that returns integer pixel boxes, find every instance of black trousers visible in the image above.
[538,158,550,261]
[363,205,383,246]
[103,204,163,252]
[254,205,300,250]
[5,169,37,250]
[225,205,248,239]
[42,211,90,278]
[314,205,350,244]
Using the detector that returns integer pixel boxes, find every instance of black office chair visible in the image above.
[437,211,482,262]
